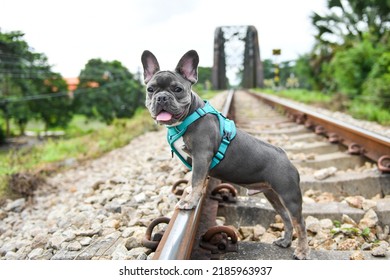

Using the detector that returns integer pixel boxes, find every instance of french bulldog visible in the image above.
[141,50,309,260]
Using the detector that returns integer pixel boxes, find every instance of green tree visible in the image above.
[311,0,390,47]
[0,30,33,136]
[74,59,144,124]
[330,34,383,96]
[28,73,73,131]
[363,51,390,108]
[196,66,212,90]
[1,30,72,135]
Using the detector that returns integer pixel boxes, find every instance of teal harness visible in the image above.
[167,101,236,170]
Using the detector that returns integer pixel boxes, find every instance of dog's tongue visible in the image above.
[156,111,173,121]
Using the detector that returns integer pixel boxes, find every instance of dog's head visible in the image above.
[141,50,199,125]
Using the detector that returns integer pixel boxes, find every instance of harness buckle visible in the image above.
[223,130,232,141]
[196,107,206,117]
[215,151,225,161]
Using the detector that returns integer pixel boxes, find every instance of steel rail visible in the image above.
[249,91,390,171]
[153,89,235,259]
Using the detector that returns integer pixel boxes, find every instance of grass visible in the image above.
[256,88,390,125]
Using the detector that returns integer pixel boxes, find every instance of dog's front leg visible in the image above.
[176,152,212,210]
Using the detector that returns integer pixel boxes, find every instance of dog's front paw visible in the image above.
[176,199,198,210]
[175,192,201,210]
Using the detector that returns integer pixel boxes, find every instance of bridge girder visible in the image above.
[212,25,263,89]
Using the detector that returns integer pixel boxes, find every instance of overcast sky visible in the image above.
[1,0,327,78]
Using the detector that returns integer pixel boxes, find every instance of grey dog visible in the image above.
[141,50,309,259]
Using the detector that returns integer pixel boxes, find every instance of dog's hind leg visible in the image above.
[263,190,294,248]
[274,187,310,260]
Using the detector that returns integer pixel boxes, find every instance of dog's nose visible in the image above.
[156,94,168,104]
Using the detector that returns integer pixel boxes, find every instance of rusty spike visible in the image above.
[142,217,170,250]
[304,120,314,129]
[200,225,238,255]
[171,179,189,196]
[315,125,326,135]
[378,155,390,173]
[295,113,306,124]
[348,142,363,155]
[211,183,237,202]
[328,132,340,144]
[202,225,238,244]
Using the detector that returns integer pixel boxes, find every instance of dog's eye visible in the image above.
[147,87,154,93]
[173,87,183,93]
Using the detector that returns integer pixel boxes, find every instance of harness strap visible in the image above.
[167,101,236,170]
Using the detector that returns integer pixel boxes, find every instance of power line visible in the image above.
[0,80,138,104]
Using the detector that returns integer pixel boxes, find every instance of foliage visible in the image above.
[330,35,383,96]
[363,51,390,109]
[286,0,390,126]
[262,59,274,80]
[196,66,212,90]
[73,59,144,124]
[29,73,74,130]
[0,30,72,134]
[311,0,390,47]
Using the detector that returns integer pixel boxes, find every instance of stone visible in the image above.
[342,214,357,226]
[260,232,277,244]
[270,223,284,231]
[306,216,321,234]
[47,235,66,250]
[345,196,365,209]
[67,241,82,251]
[5,251,22,260]
[0,241,17,256]
[62,229,76,242]
[5,198,26,212]
[359,209,378,229]
[102,219,120,229]
[134,193,146,203]
[320,218,333,229]
[253,225,266,241]
[125,237,142,250]
[79,237,92,246]
[371,242,389,257]
[28,248,44,260]
[112,244,131,260]
[361,242,372,250]
[337,238,359,250]
[239,227,254,239]
[128,247,151,259]
[350,251,365,260]
[31,233,49,249]
[314,167,337,180]
[362,199,377,211]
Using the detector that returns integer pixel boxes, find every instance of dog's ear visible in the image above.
[175,50,199,84]
[141,50,160,83]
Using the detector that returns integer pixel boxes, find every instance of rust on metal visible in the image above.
[172,179,189,196]
[142,217,171,250]
[378,155,390,173]
[210,183,238,203]
[314,125,326,135]
[348,142,364,155]
[200,225,238,257]
[328,132,341,144]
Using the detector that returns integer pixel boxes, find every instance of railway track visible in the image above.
[144,89,390,260]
